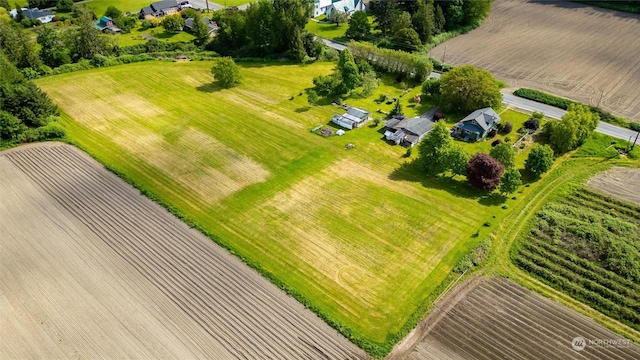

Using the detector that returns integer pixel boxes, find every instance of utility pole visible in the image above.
[634,130,640,150]
[442,46,447,64]
[205,0,209,12]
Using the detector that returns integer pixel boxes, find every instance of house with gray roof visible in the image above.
[140,0,186,18]
[11,8,54,24]
[331,107,370,130]
[325,0,366,17]
[454,107,500,141]
[384,107,437,147]
[185,17,219,35]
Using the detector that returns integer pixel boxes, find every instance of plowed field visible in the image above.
[0,143,365,359]
[391,277,640,359]
[431,0,640,122]
[587,166,640,206]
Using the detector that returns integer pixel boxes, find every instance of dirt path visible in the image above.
[431,0,640,122]
[390,277,640,360]
[587,166,640,206]
[0,143,366,359]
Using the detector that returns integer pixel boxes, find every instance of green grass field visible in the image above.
[35,60,519,353]
[306,19,349,41]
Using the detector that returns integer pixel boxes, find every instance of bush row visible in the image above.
[513,88,640,130]
[515,256,640,329]
[522,242,639,303]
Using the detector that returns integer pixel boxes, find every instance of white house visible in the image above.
[10,8,54,24]
[325,0,366,17]
[313,0,333,18]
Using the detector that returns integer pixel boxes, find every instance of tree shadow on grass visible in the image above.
[196,82,223,93]
[389,161,506,205]
[295,106,311,113]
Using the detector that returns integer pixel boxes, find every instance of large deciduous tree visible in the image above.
[463,0,491,26]
[417,121,453,175]
[346,10,370,40]
[548,103,599,153]
[439,65,502,112]
[525,144,554,176]
[104,5,122,19]
[393,28,421,51]
[162,13,185,33]
[489,142,516,169]
[467,153,504,190]
[499,168,521,195]
[56,0,74,12]
[212,57,241,88]
[37,26,71,68]
[327,9,347,26]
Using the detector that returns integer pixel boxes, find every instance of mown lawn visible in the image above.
[36,61,515,353]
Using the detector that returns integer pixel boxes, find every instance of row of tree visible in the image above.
[348,41,432,81]
[346,0,491,50]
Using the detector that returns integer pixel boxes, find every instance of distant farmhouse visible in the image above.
[10,8,54,24]
[185,17,219,35]
[140,0,191,19]
[95,16,122,34]
[331,107,370,130]
[454,107,500,141]
[313,0,366,18]
[384,108,438,147]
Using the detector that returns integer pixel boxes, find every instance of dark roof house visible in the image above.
[185,17,219,34]
[21,8,54,23]
[384,108,437,147]
[331,107,371,130]
[140,0,182,18]
[454,107,500,141]
[95,16,122,34]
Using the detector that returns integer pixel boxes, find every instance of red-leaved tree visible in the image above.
[467,153,505,190]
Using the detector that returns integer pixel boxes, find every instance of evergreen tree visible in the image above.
[370,0,397,37]
[412,0,434,44]
[433,4,445,34]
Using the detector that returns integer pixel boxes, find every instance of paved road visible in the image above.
[189,0,249,11]
[322,38,639,142]
[501,92,639,141]
[322,38,347,52]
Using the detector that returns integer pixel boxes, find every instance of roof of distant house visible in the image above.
[459,107,500,132]
[23,8,53,19]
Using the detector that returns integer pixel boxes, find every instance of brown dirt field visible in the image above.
[587,166,640,206]
[431,0,640,122]
[0,143,366,359]
[388,277,640,360]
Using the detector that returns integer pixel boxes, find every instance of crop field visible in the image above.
[0,143,365,359]
[587,166,640,206]
[513,187,640,332]
[34,61,510,351]
[390,276,640,359]
[431,0,640,122]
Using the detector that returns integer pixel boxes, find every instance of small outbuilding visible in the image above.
[95,16,122,34]
[331,107,371,130]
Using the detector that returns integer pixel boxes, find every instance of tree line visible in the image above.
[0,52,64,146]
[206,0,323,61]
[345,0,491,51]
